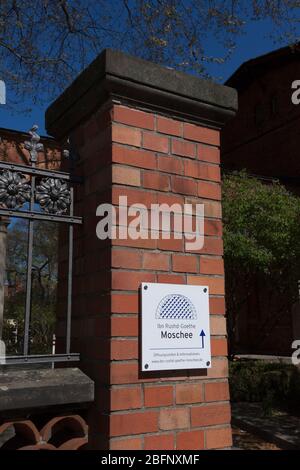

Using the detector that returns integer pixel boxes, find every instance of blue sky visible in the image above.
[0,18,284,137]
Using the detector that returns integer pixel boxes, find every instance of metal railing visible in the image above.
[0,126,82,365]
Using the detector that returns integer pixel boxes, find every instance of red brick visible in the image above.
[157,273,185,284]
[144,434,175,450]
[157,238,184,252]
[112,250,142,269]
[114,106,154,130]
[211,338,228,356]
[205,219,223,236]
[112,186,157,208]
[187,276,225,295]
[200,257,224,275]
[172,139,196,158]
[157,116,182,136]
[143,171,170,191]
[111,386,142,410]
[205,381,230,402]
[184,160,220,181]
[110,437,143,450]
[112,124,141,147]
[188,358,228,381]
[144,386,174,407]
[176,383,203,404]
[111,317,138,337]
[161,373,189,382]
[177,430,204,450]
[143,252,170,271]
[198,145,220,163]
[184,123,220,146]
[158,155,184,174]
[110,362,138,384]
[112,236,157,250]
[209,297,226,314]
[172,254,198,273]
[112,146,157,170]
[111,293,139,314]
[157,192,184,206]
[210,316,227,335]
[190,237,223,255]
[111,339,139,360]
[159,408,190,431]
[112,165,141,186]
[171,176,197,196]
[205,427,232,449]
[110,411,158,436]
[112,271,156,290]
[201,200,222,218]
[198,181,221,200]
[191,403,231,427]
[143,132,169,153]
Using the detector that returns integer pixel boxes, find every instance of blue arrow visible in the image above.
[199,330,206,349]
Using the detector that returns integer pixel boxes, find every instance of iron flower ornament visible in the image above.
[0,170,31,209]
[35,177,71,215]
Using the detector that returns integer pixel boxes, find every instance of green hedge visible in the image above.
[229,360,300,415]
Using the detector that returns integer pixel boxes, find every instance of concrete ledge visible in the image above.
[235,354,294,364]
[0,368,94,412]
[46,49,238,139]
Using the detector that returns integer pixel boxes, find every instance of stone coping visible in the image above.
[46,49,238,139]
[0,367,94,412]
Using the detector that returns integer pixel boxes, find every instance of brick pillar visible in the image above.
[46,49,237,450]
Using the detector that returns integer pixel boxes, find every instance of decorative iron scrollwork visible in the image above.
[0,170,31,209]
[35,177,71,215]
[24,125,44,163]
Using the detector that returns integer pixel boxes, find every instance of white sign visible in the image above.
[141,283,211,371]
[0,80,6,104]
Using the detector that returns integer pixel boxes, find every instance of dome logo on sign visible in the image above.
[156,294,197,320]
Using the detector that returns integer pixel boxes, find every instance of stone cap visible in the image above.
[0,367,94,412]
[46,49,238,140]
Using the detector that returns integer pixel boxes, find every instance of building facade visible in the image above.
[222,44,300,355]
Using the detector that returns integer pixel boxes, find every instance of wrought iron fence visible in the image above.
[0,126,82,365]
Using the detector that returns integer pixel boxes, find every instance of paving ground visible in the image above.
[232,426,281,450]
[232,402,300,450]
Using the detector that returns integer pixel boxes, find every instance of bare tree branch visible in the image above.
[0,0,299,107]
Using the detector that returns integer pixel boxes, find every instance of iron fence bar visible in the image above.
[0,353,80,365]
[0,161,83,183]
[66,187,74,354]
[0,125,83,365]
[0,208,82,224]
[23,169,36,356]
